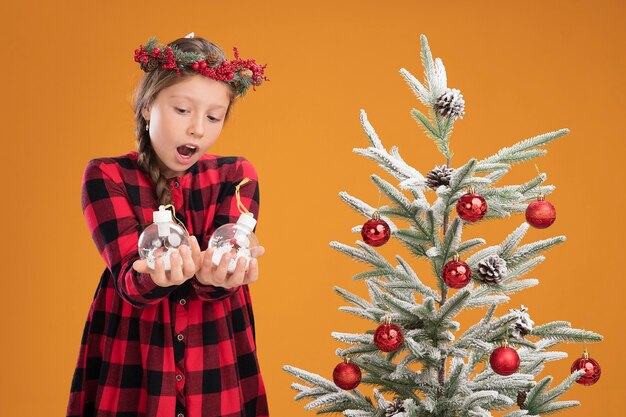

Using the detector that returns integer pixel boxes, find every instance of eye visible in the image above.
[175,107,188,114]
[207,115,221,122]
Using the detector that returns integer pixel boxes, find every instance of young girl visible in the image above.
[67,34,269,417]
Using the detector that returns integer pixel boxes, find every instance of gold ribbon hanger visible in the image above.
[235,178,252,215]
[163,204,191,237]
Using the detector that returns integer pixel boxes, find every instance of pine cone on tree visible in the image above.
[476,254,507,284]
[426,165,454,190]
[434,88,465,119]
[385,398,406,417]
[509,305,534,339]
[517,391,528,407]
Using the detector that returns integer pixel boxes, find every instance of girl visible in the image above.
[67,34,269,417]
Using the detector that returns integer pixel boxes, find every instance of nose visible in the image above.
[188,116,204,138]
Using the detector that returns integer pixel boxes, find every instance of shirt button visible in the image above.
[173,180,180,188]
[177,414,184,417]
[177,334,184,342]
[176,374,183,382]
[179,298,187,306]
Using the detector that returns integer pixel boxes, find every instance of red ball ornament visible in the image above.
[571,349,601,386]
[374,317,404,352]
[361,211,391,247]
[489,341,520,376]
[456,188,488,222]
[333,358,362,390]
[442,255,472,289]
[525,195,556,229]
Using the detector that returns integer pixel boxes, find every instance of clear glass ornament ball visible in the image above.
[138,223,189,270]
[208,222,260,273]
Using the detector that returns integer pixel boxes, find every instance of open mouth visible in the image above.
[176,144,198,158]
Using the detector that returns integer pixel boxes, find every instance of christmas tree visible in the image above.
[283,35,603,417]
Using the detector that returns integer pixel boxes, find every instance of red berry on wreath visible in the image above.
[374,316,404,352]
[442,254,472,289]
[332,357,362,390]
[361,210,391,247]
[525,194,556,229]
[456,187,487,222]
[489,340,520,376]
[571,349,601,386]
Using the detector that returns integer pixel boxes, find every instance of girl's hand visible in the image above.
[132,236,203,287]
[195,246,265,289]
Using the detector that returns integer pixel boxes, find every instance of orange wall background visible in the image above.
[0,0,624,415]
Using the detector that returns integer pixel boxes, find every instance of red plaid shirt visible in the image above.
[67,152,269,417]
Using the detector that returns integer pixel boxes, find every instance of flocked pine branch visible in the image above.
[284,34,602,417]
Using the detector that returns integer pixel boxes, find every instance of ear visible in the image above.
[141,105,151,121]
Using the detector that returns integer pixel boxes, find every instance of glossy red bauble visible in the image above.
[374,323,404,352]
[333,360,362,390]
[571,351,601,386]
[361,212,391,247]
[442,258,472,289]
[490,345,520,376]
[525,195,556,229]
[456,192,488,222]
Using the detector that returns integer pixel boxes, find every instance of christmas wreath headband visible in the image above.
[133,36,268,97]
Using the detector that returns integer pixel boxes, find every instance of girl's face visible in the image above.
[142,74,232,178]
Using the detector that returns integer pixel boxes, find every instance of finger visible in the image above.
[202,248,214,269]
[195,248,215,285]
[179,245,195,277]
[244,257,259,284]
[189,235,200,252]
[213,253,232,286]
[226,257,248,288]
[132,259,150,274]
[250,245,265,258]
[168,250,185,284]
[152,257,167,286]
[193,250,208,285]
[189,237,202,271]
